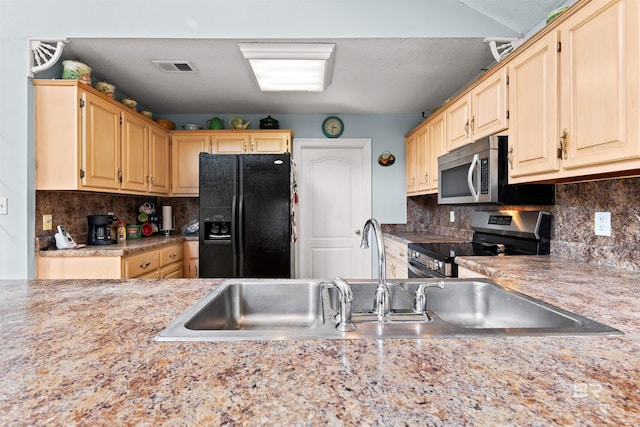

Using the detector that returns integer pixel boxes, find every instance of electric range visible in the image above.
[407,210,551,278]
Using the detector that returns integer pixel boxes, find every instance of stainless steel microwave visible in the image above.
[437,135,555,205]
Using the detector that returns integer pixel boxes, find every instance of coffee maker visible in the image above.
[87,215,116,245]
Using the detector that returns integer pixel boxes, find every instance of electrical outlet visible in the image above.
[43,214,53,231]
[450,211,455,223]
[0,197,7,215]
[595,212,611,236]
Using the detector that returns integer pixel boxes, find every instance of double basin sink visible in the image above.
[155,278,622,342]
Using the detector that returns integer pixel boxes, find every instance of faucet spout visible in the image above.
[361,218,390,319]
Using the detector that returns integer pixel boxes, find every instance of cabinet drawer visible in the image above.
[122,250,160,278]
[160,244,184,266]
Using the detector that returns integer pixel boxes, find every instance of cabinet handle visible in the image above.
[464,119,469,137]
[169,253,176,259]
[118,168,122,183]
[507,146,514,169]
[250,142,255,152]
[424,173,428,184]
[194,265,198,277]
[558,128,568,159]
[150,176,155,185]
[470,116,475,133]
[146,175,150,184]
[140,261,151,269]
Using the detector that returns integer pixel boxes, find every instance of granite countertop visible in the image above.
[37,235,190,257]
[1,259,639,425]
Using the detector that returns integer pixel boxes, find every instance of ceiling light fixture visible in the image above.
[238,43,335,92]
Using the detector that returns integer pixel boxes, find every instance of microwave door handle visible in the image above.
[467,154,480,202]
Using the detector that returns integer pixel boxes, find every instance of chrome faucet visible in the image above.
[328,277,356,332]
[360,218,390,319]
[414,280,445,314]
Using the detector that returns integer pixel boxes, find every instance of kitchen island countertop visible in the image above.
[1,258,638,425]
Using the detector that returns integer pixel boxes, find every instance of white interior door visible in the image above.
[294,138,372,280]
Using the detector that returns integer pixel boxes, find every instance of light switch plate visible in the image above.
[595,212,611,236]
[0,197,7,215]
[449,210,455,223]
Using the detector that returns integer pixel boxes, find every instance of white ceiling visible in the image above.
[58,0,570,115]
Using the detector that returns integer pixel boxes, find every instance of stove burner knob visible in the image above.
[409,250,419,260]
[432,260,443,270]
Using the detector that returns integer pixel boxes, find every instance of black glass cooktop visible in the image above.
[409,241,536,259]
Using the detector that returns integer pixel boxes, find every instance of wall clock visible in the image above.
[322,116,344,138]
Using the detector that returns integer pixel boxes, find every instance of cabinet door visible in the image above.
[160,263,183,278]
[251,133,290,153]
[121,111,149,193]
[446,93,472,151]
[81,91,121,190]
[427,112,446,191]
[471,68,508,139]
[508,31,561,181]
[405,133,417,193]
[184,259,199,278]
[149,126,170,194]
[414,127,429,193]
[212,133,248,153]
[559,0,640,171]
[171,135,209,195]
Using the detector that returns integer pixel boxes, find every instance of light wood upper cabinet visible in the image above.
[251,133,291,153]
[34,80,171,195]
[406,111,446,196]
[509,0,640,183]
[81,91,122,191]
[405,133,417,194]
[121,110,149,193]
[508,30,561,179]
[212,133,249,153]
[171,134,209,196]
[149,126,171,194]
[427,111,446,191]
[558,0,639,172]
[445,68,508,151]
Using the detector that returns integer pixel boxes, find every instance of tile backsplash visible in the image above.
[36,176,640,272]
[383,176,640,272]
[36,191,198,249]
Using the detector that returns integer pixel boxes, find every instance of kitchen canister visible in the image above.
[62,60,92,85]
[126,224,141,239]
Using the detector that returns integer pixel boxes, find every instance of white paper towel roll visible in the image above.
[162,205,173,230]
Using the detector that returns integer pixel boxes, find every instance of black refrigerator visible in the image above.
[199,153,292,278]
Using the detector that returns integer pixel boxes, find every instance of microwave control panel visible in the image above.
[480,157,489,195]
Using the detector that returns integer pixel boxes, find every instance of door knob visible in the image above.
[355,230,361,235]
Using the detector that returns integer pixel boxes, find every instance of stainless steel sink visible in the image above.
[155,278,622,342]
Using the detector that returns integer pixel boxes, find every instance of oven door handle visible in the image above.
[467,153,480,202]
[408,260,445,279]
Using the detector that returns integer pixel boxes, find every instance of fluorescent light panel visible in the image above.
[238,43,335,92]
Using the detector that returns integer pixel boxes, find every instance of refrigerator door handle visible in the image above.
[238,194,244,276]
[231,195,239,276]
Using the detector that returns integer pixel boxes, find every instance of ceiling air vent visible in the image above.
[152,60,197,73]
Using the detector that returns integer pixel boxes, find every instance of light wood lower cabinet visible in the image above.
[183,240,199,278]
[384,237,408,279]
[36,242,184,279]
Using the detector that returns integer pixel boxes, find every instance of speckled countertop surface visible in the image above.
[1,258,639,425]
[37,235,190,257]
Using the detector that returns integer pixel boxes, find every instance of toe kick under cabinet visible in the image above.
[37,242,184,279]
